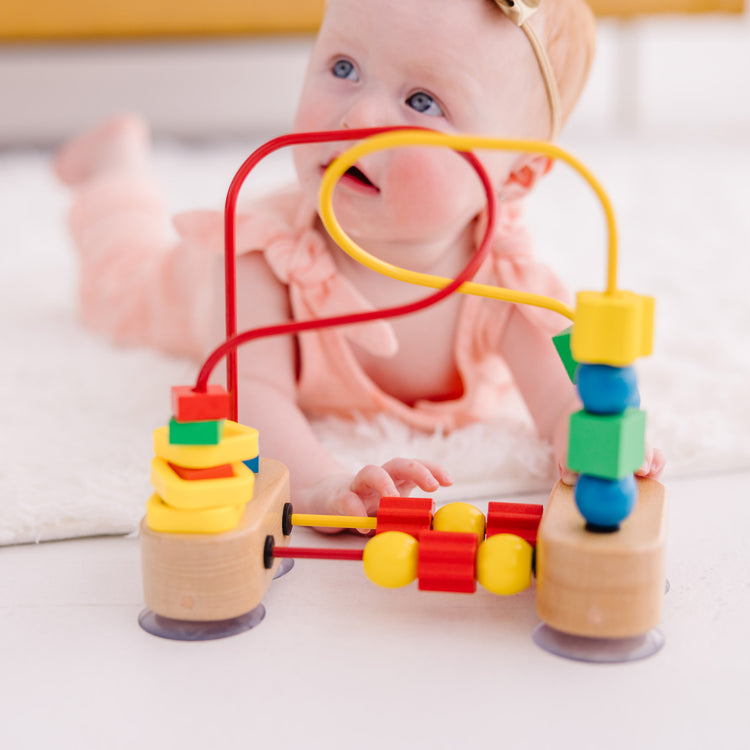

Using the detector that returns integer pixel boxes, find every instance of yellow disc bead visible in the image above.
[476,534,533,595]
[362,531,418,588]
[432,502,486,543]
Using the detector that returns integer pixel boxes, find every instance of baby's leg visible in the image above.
[57,115,215,359]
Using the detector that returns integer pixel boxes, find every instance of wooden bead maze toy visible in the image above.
[138,128,668,661]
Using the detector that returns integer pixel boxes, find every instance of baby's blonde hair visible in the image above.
[486,0,597,128]
[537,0,597,124]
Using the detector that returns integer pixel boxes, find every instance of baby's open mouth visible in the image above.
[344,165,375,188]
[321,160,379,192]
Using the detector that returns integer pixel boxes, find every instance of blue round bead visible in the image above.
[576,364,640,415]
[574,474,638,530]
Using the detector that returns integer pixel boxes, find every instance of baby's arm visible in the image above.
[228,253,451,520]
[498,307,664,483]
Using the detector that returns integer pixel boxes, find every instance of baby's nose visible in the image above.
[341,93,394,130]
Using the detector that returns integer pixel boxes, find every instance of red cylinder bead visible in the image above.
[417,530,478,593]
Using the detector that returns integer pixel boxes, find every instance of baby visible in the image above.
[55,0,664,520]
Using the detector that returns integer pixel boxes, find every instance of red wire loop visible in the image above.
[193,127,497,422]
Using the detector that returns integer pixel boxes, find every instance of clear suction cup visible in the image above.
[532,623,665,663]
[138,604,266,641]
[273,557,295,579]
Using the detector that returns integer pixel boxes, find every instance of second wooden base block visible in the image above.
[536,478,668,639]
[141,457,290,622]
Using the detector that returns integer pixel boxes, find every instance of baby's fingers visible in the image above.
[349,465,400,511]
[381,458,453,495]
[558,458,578,486]
[636,447,666,480]
[561,446,665,486]
[325,486,373,536]
[332,491,369,518]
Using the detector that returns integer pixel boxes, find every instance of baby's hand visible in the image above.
[301,459,453,532]
[635,446,666,481]
[557,444,666,486]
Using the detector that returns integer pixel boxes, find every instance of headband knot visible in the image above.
[493,0,540,26]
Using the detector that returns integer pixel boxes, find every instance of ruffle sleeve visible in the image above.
[172,189,398,358]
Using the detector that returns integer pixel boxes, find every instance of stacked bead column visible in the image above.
[565,289,655,532]
[147,385,259,535]
[567,365,643,531]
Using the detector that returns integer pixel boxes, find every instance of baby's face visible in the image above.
[293,0,548,251]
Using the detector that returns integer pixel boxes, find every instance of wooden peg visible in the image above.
[141,457,290,622]
[535,477,668,638]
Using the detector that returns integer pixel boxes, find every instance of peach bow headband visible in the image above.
[492,0,561,138]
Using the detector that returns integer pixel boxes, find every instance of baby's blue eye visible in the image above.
[332,59,358,81]
[407,92,443,116]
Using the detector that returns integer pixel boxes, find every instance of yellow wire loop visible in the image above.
[291,513,378,530]
[318,131,620,319]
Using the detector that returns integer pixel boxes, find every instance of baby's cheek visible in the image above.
[386,151,487,229]
[293,88,327,132]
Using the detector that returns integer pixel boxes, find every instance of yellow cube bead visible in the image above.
[153,420,259,469]
[572,290,655,366]
[145,493,245,534]
[432,502,486,543]
[150,458,254,510]
[362,531,418,588]
[476,534,533,595]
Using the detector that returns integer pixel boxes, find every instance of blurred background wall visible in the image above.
[0,1,747,146]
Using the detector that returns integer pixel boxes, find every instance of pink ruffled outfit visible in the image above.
[69,178,570,432]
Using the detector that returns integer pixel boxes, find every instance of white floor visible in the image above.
[1,469,748,750]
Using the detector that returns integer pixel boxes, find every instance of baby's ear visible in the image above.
[500,155,554,201]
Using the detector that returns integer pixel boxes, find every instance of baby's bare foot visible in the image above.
[54,114,150,187]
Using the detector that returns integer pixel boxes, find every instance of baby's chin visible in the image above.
[296,173,326,211]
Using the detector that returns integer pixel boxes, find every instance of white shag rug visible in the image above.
[2,130,749,546]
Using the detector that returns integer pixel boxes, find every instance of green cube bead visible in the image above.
[168,417,226,446]
[553,325,578,383]
[567,408,646,480]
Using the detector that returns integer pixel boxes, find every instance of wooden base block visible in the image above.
[141,457,290,621]
[536,478,668,638]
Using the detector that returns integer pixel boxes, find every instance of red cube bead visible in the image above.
[486,502,543,546]
[171,385,231,422]
[376,497,434,538]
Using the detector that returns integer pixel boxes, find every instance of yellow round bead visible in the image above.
[432,502,486,543]
[476,534,533,595]
[363,531,419,588]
